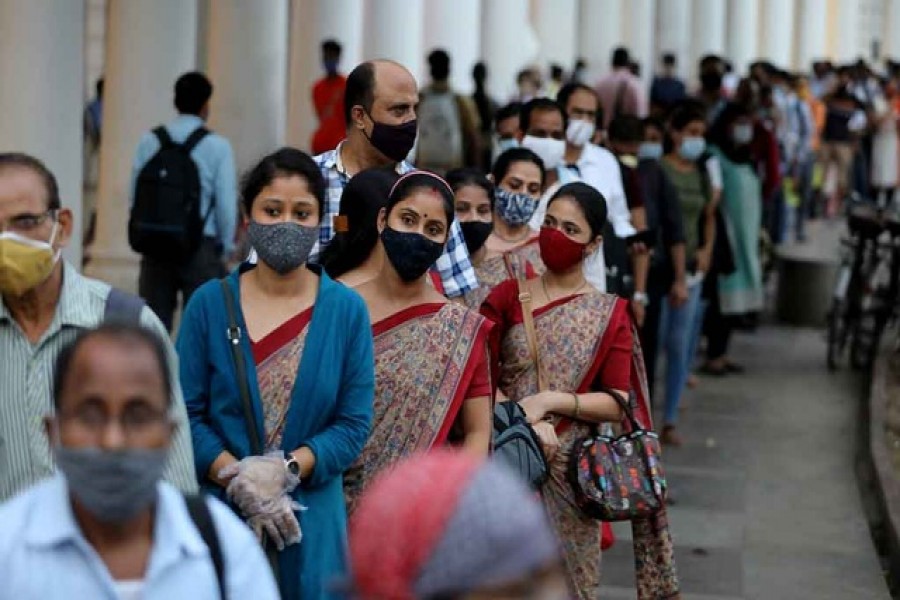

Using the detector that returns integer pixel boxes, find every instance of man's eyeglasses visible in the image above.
[59,404,170,437]
[0,210,56,234]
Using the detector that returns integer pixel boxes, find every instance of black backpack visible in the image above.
[129,126,211,263]
[492,401,549,489]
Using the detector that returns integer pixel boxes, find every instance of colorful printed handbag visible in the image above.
[568,389,667,521]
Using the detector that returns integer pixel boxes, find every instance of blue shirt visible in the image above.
[312,143,478,298]
[0,475,278,600]
[131,114,238,256]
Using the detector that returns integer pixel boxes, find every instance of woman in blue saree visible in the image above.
[177,148,374,600]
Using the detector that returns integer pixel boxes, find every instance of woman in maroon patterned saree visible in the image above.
[339,171,494,513]
[482,183,679,600]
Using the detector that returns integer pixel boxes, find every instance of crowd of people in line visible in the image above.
[3,38,900,600]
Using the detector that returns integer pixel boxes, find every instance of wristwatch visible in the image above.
[632,291,649,306]
[284,451,301,477]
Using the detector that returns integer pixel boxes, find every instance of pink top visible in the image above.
[594,69,648,128]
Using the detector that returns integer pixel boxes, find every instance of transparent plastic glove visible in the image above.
[219,451,300,518]
[247,494,304,551]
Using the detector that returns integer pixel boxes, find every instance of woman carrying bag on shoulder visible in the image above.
[481,182,679,600]
[177,148,375,600]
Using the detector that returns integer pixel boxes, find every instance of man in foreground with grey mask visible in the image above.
[0,323,278,599]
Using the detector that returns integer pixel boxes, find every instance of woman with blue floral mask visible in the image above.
[177,148,375,600]
[448,166,540,310]
[336,171,494,513]
[657,103,719,447]
[483,147,548,274]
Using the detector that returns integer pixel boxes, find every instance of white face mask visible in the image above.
[565,119,596,148]
[521,135,566,170]
[493,136,520,162]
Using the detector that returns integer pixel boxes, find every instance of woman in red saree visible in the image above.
[336,171,494,512]
[482,182,679,600]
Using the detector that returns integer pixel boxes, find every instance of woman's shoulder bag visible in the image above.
[568,388,667,521]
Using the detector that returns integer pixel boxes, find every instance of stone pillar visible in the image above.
[84,0,107,102]
[796,0,829,70]
[625,0,656,84]
[86,0,197,291]
[423,0,482,94]
[578,0,623,83]
[286,0,364,151]
[0,0,84,267]
[728,0,760,75]
[534,0,578,77]
[832,0,861,63]
[692,0,727,75]
[887,0,900,61]
[481,0,539,101]
[760,0,796,68]
[365,0,425,83]
[206,0,288,174]
[656,0,692,80]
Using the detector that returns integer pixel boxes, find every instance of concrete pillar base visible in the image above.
[775,253,838,327]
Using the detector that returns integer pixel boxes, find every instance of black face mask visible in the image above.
[364,110,418,162]
[460,221,493,255]
[700,72,723,92]
[381,226,444,282]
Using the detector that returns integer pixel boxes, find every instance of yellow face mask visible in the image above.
[0,224,60,297]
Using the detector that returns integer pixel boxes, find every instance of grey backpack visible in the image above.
[492,401,549,489]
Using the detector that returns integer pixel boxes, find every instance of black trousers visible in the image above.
[703,281,733,361]
[139,238,226,332]
[639,266,671,404]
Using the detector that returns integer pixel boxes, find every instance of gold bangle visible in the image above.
[571,393,581,419]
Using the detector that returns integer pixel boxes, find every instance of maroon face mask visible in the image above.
[539,226,587,272]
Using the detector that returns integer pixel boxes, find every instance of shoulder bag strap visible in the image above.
[103,288,145,324]
[153,126,174,148]
[184,495,228,600]
[182,126,210,154]
[218,279,263,456]
[513,268,547,392]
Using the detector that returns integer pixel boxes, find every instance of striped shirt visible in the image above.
[312,143,479,298]
[0,261,197,501]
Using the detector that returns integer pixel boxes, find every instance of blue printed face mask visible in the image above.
[637,142,663,161]
[678,136,706,161]
[495,187,539,226]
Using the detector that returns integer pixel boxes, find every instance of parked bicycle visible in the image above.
[827,200,900,371]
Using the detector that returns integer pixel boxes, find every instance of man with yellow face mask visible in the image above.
[0,153,197,502]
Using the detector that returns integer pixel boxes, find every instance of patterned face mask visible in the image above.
[248,221,318,275]
[495,187,539,227]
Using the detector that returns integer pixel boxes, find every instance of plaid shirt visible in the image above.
[312,143,478,297]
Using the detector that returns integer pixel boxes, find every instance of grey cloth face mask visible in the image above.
[248,221,319,275]
[55,446,168,523]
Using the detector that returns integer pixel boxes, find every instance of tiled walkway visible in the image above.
[600,325,891,599]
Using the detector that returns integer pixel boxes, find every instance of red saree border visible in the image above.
[250,307,314,364]
[371,302,445,337]
[433,313,493,444]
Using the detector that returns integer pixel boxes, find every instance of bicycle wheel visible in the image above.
[827,299,847,371]
[851,307,883,370]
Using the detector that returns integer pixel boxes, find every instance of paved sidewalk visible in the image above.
[600,325,891,599]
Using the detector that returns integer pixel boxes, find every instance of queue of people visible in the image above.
[12,40,894,600]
